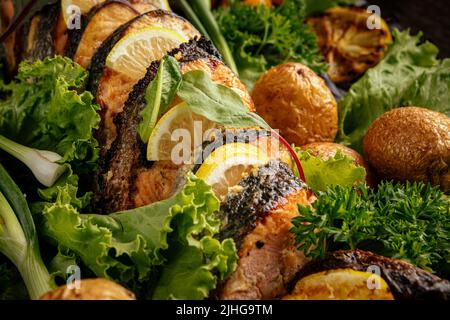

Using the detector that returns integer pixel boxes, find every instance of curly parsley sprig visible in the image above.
[214,0,327,88]
[291,182,450,277]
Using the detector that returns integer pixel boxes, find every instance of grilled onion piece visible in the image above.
[287,250,450,300]
[307,7,392,84]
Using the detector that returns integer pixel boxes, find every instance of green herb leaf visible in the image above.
[138,56,182,142]
[178,69,269,129]
[291,182,450,277]
[214,0,327,89]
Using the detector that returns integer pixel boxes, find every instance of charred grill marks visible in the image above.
[218,160,307,248]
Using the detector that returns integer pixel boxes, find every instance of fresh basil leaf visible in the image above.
[178,70,269,129]
[138,56,182,143]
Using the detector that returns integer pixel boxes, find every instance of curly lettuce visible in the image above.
[35,173,236,299]
[294,148,366,193]
[0,56,100,172]
[338,29,450,152]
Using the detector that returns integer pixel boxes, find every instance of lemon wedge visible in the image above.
[147,103,218,162]
[196,143,270,200]
[106,26,187,80]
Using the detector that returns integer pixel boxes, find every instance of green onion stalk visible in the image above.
[0,135,66,187]
[0,164,55,299]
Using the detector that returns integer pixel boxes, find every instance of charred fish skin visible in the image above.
[217,161,313,300]
[218,160,307,248]
[19,3,59,63]
[93,38,220,213]
[295,250,450,300]
[63,0,107,59]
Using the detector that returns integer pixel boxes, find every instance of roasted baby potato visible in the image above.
[40,278,136,300]
[364,107,450,193]
[307,7,392,84]
[286,250,450,300]
[252,63,338,146]
[300,142,377,186]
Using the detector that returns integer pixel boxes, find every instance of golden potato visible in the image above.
[300,142,377,186]
[40,278,136,300]
[364,107,450,193]
[252,63,338,146]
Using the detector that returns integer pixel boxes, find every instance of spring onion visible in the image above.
[0,164,54,299]
[0,135,66,187]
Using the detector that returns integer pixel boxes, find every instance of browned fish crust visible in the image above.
[218,160,307,248]
[20,3,59,63]
[217,161,315,300]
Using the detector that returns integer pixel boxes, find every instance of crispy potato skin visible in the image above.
[283,269,394,300]
[300,142,377,187]
[40,279,135,300]
[364,107,450,193]
[252,63,338,146]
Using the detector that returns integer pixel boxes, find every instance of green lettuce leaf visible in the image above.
[338,29,450,152]
[295,149,366,193]
[36,173,236,299]
[0,56,100,172]
[152,237,237,300]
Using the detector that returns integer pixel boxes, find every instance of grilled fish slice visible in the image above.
[217,161,316,300]
[93,38,253,213]
[20,3,59,63]
[89,10,200,155]
[1,0,17,75]
[54,0,160,56]
[65,1,154,69]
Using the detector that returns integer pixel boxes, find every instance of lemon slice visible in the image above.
[196,143,270,200]
[147,103,218,162]
[106,26,188,80]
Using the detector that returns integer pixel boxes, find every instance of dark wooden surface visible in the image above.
[372,0,450,58]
